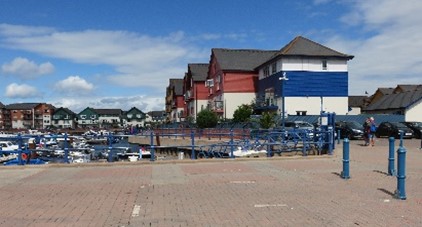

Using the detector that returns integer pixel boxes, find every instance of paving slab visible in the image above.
[0,138,421,226]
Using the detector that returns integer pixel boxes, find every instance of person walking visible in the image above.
[363,118,371,146]
[369,117,376,146]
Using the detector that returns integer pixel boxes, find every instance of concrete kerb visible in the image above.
[0,153,335,170]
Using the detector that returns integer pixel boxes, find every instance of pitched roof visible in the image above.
[348,96,369,108]
[148,110,166,118]
[188,63,209,81]
[0,102,5,108]
[275,36,354,59]
[365,89,422,110]
[169,78,184,96]
[376,87,394,95]
[93,109,123,115]
[212,48,278,71]
[394,84,422,93]
[5,103,40,110]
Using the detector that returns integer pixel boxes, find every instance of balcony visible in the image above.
[254,97,278,111]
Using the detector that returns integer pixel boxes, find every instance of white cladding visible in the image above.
[278,97,349,115]
[405,99,422,122]
[223,93,256,119]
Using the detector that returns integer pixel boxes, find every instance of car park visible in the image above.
[283,121,315,139]
[335,121,364,140]
[375,122,414,139]
[401,122,422,139]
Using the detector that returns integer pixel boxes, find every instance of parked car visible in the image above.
[283,121,315,139]
[401,122,422,139]
[375,122,414,139]
[335,121,364,140]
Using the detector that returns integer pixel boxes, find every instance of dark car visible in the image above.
[401,122,422,139]
[283,121,315,139]
[375,122,414,139]
[335,121,364,140]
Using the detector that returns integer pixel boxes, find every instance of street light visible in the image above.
[279,72,289,130]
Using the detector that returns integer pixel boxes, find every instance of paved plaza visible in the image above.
[0,138,421,226]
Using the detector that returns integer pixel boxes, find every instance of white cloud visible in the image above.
[0,25,205,90]
[1,57,54,79]
[326,0,422,95]
[54,76,94,94]
[5,83,40,98]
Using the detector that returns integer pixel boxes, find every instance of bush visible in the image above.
[196,109,218,129]
[233,104,253,123]
[260,112,276,129]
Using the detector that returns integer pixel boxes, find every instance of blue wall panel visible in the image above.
[258,71,348,97]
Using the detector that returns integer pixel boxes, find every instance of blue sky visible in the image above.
[0,0,421,113]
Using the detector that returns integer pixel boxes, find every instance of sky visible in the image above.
[0,0,421,113]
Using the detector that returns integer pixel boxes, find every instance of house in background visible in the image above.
[369,87,395,105]
[364,85,422,122]
[206,48,278,119]
[76,107,98,128]
[34,103,55,129]
[94,109,123,128]
[165,79,184,123]
[256,36,354,117]
[6,103,45,129]
[0,102,11,129]
[183,63,209,121]
[124,107,146,127]
[52,107,76,129]
[348,96,370,115]
[146,111,167,126]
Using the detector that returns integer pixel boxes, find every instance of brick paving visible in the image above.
[0,138,421,226]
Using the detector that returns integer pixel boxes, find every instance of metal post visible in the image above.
[388,137,395,176]
[230,130,234,159]
[328,129,333,155]
[279,73,288,130]
[107,134,113,163]
[337,129,341,144]
[64,133,69,163]
[191,130,195,160]
[150,131,155,162]
[341,138,350,179]
[395,145,407,200]
[17,134,23,165]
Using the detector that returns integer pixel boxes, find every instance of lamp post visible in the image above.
[279,72,289,130]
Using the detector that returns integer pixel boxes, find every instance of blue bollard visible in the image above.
[64,133,69,163]
[191,130,196,160]
[328,129,334,155]
[17,134,23,165]
[341,138,350,179]
[150,131,155,162]
[107,134,113,163]
[230,130,234,159]
[395,145,407,200]
[388,137,395,176]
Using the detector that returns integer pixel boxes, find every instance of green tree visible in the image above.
[196,109,218,128]
[233,104,253,123]
[260,112,276,129]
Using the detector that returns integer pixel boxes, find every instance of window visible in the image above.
[263,66,270,77]
[80,115,86,120]
[322,60,327,70]
[271,62,277,74]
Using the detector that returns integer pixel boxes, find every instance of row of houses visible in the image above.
[165,36,353,123]
[165,36,422,123]
[0,103,167,130]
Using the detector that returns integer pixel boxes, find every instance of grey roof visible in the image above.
[276,36,354,59]
[365,89,422,110]
[394,84,422,93]
[212,48,278,71]
[5,103,40,110]
[188,63,209,81]
[255,36,353,70]
[169,79,184,96]
[348,96,369,108]
[0,102,5,108]
[148,111,166,118]
[377,88,395,95]
[93,109,123,115]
